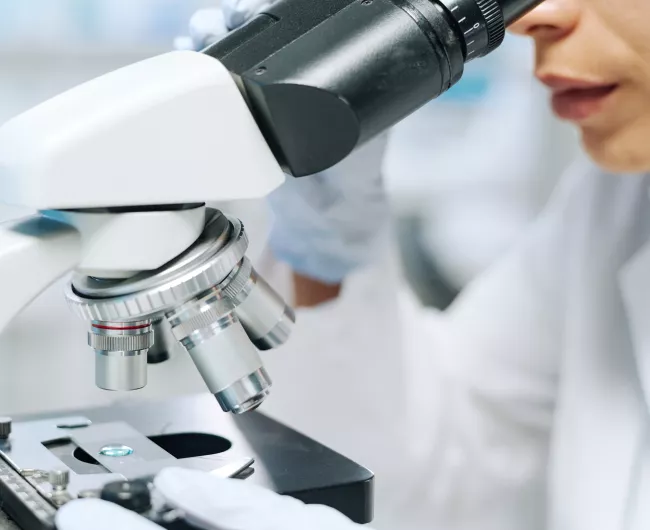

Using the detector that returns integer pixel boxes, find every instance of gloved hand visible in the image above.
[178,0,390,285]
[56,468,366,530]
[177,0,273,51]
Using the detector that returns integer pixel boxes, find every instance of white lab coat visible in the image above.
[259,159,650,530]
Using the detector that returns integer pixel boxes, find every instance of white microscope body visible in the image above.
[0,51,290,414]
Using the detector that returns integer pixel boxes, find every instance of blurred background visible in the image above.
[0,0,213,126]
[384,35,580,308]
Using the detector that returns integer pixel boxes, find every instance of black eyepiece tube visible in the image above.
[499,0,545,26]
[205,0,548,177]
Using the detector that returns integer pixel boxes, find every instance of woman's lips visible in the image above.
[538,76,619,121]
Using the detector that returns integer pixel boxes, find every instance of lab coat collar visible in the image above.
[619,182,650,413]
[621,248,650,410]
[611,177,650,529]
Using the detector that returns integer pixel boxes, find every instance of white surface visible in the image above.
[0,216,80,334]
[44,207,205,277]
[0,51,285,209]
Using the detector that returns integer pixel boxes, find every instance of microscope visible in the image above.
[0,0,543,527]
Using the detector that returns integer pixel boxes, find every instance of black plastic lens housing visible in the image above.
[204,0,544,177]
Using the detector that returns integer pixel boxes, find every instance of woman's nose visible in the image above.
[509,0,580,41]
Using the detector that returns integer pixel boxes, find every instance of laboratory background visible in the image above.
[0,1,581,528]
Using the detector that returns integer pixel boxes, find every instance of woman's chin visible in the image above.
[582,128,650,175]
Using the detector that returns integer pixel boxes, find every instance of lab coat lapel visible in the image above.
[620,239,650,416]
[559,174,650,530]
[616,190,650,528]
[619,182,650,416]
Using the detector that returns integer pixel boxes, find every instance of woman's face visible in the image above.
[510,0,650,173]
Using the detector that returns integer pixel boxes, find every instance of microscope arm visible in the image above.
[0,216,81,333]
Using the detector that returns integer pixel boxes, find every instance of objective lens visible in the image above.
[215,366,272,414]
[167,295,272,414]
[221,258,295,350]
[88,321,153,391]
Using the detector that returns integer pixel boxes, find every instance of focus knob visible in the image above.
[101,480,152,514]
[498,0,544,25]
[48,469,70,491]
[0,417,11,439]
[476,0,505,54]
[439,0,505,60]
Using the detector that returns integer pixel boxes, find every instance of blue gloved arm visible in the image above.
[266,135,389,285]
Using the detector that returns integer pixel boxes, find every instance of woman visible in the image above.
[57,1,650,529]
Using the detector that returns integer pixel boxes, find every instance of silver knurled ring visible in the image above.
[48,470,70,488]
[170,303,237,342]
[66,217,248,323]
[219,257,253,300]
[88,332,154,352]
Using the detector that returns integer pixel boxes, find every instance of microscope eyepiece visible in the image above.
[498,0,543,25]
[204,0,545,177]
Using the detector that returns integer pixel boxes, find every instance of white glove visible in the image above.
[179,1,390,284]
[221,0,277,30]
[56,468,367,530]
[178,0,273,50]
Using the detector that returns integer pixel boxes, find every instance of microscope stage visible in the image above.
[0,394,373,529]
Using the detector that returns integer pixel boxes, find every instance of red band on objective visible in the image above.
[92,324,151,331]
